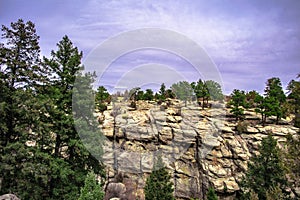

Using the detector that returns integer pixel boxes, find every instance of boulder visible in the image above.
[0,194,20,200]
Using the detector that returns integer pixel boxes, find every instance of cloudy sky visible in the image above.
[1,0,299,94]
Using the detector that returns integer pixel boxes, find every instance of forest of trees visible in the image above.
[0,19,300,200]
[0,19,104,199]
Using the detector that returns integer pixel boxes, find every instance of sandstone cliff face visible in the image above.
[97,99,298,200]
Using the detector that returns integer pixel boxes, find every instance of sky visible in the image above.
[1,0,300,94]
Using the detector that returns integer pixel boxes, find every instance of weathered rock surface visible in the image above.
[98,100,298,200]
[0,194,20,200]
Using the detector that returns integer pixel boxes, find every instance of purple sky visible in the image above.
[1,0,299,94]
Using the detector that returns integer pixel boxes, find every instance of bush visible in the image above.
[207,187,218,200]
[236,121,249,134]
[78,172,104,200]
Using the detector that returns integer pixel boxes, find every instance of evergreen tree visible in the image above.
[144,155,175,200]
[95,86,110,112]
[254,95,278,126]
[287,75,300,127]
[240,135,289,199]
[228,89,247,121]
[136,89,144,101]
[43,35,104,198]
[165,89,175,99]
[191,79,209,109]
[78,172,104,200]
[207,187,218,200]
[0,19,52,199]
[144,89,154,100]
[245,90,259,108]
[0,19,104,199]
[285,130,300,198]
[158,83,166,101]
[264,77,286,124]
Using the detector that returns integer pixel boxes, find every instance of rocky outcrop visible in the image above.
[0,194,20,200]
[98,100,298,200]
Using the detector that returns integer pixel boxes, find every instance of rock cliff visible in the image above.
[96,99,298,200]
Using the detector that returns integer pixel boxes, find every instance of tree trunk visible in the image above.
[54,135,61,157]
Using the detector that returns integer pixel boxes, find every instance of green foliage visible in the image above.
[171,81,194,106]
[136,90,144,100]
[78,172,104,200]
[133,88,154,101]
[95,86,110,112]
[287,76,300,127]
[165,89,175,99]
[144,89,154,100]
[266,184,285,200]
[246,90,259,108]
[144,155,175,200]
[236,121,249,134]
[285,132,300,198]
[253,77,286,126]
[228,89,247,121]
[264,77,286,124]
[240,135,289,199]
[205,80,223,101]
[158,83,167,101]
[191,79,209,109]
[207,187,218,200]
[0,20,104,199]
[254,94,279,126]
[191,79,223,109]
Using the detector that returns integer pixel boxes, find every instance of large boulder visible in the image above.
[0,194,20,200]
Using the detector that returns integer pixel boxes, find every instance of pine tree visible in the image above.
[228,89,247,121]
[158,83,166,101]
[285,130,300,198]
[264,77,286,124]
[254,94,278,126]
[43,35,104,198]
[0,19,104,199]
[144,89,154,100]
[287,75,300,127]
[0,19,52,199]
[95,86,110,112]
[144,155,175,200]
[240,135,289,199]
[78,172,104,200]
[191,79,209,109]
[207,187,218,200]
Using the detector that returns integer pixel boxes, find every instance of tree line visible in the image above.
[227,76,300,127]
[95,79,224,112]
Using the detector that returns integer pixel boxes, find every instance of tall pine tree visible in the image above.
[43,36,104,199]
[0,19,53,199]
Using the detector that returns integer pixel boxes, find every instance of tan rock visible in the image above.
[246,126,259,133]
[159,126,173,142]
[208,164,228,177]
[221,145,232,158]
[224,178,239,192]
